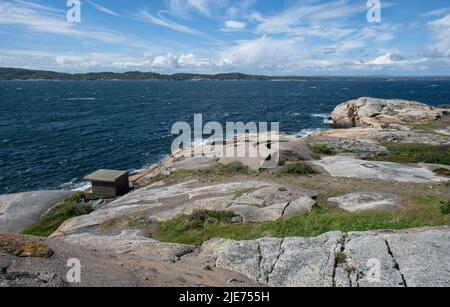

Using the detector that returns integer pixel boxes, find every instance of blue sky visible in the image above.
[0,0,450,75]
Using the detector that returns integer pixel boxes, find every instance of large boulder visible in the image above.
[332,97,447,129]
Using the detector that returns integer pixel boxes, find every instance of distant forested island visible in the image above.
[1,67,449,81]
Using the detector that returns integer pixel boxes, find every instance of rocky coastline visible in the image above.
[1,97,449,287]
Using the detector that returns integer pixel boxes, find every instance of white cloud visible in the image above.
[226,0,257,18]
[254,0,366,34]
[2,0,448,75]
[365,53,403,65]
[248,0,397,62]
[218,36,299,69]
[354,53,427,66]
[186,0,213,16]
[11,0,64,14]
[168,0,217,17]
[427,14,450,58]
[429,14,450,27]
[52,51,212,71]
[221,20,247,32]
[137,9,208,37]
[0,1,134,45]
[151,53,177,67]
[87,0,120,17]
[420,8,450,18]
[178,53,209,66]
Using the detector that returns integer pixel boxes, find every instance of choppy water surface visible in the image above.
[1,80,449,193]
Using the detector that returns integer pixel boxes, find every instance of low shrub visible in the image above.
[285,162,318,175]
[309,144,337,156]
[440,201,450,215]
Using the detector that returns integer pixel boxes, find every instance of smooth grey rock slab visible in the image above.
[328,192,403,212]
[312,155,448,183]
[0,190,74,233]
[58,229,196,261]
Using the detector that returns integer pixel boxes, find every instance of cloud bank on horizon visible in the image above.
[0,0,449,76]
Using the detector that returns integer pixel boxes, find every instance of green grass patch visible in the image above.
[22,192,94,237]
[186,210,237,228]
[144,162,253,186]
[284,162,318,175]
[335,252,347,265]
[434,168,450,177]
[413,117,449,133]
[440,201,450,215]
[366,143,450,166]
[233,188,259,199]
[309,144,337,157]
[278,154,287,166]
[205,161,250,175]
[99,217,150,232]
[154,197,450,246]
[342,148,356,153]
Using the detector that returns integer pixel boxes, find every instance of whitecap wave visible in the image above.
[192,138,211,147]
[311,113,333,124]
[58,179,92,192]
[129,155,171,175]
[67,98,96,101]
[296,128,326,137]
[311,113,331,118]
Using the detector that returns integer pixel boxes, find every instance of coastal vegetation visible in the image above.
[441,201,450,215]
[143,162,252,187]
[154,196,450,246]
[22,192,93,237]
[283,162,318,175]
[366,142,450,165]
[309,144,337,157]
[434,168,450,177]
[99,217,151,232]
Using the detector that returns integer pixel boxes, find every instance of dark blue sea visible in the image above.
[1,80,449,194]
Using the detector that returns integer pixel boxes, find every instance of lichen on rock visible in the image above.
[0,233,53,258]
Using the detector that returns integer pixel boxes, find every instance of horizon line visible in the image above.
[2,67,450,79]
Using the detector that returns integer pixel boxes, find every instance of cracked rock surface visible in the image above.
[200,232,342,287]
[199,228,450,287]
[53,180,317,236]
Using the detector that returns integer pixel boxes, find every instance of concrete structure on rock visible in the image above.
[84,169,129,198]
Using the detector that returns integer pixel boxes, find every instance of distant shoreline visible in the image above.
[1,67,450,81]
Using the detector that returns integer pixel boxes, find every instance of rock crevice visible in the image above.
[201,228,450,287]
[384,239,407,287]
